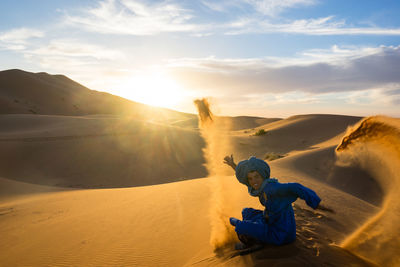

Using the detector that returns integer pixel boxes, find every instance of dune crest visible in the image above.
[336,115,400,266]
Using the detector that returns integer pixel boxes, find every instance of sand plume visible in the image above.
[336,116,400,266]
[1,112,389,266]
[194,98,236,251]
[194,99,213,127]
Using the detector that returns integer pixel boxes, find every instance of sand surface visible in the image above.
[2,111,395,266]
[0,173,377,267]
[1,70,398,266]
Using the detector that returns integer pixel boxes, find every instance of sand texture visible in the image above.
[1,70,398,266]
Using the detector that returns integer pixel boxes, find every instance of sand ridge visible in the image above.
[0,112,384,266]
[0,70,393,266]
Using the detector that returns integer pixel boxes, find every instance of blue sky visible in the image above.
[1,0,400,118]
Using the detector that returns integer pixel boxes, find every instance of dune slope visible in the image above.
[336,116,400,266]
[230,114,362,160]
[0,69,194,123]
[1,107,396,266]
[0,114,207,187]
[0,173,378,267]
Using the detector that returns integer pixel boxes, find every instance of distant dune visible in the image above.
[0,69,194,122]
[0,69,397,266]
[171,116,281,131]
[0,113,363,189]
[229,114,362,160]
[0,69,282,131]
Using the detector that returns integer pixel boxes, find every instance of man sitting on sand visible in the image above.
[224,155,333,250]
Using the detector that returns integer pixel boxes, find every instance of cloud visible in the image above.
[167,45,400,98]
[31,39,123,60]
[64,0,208,35]
[7,37,126,82]
[225,16,400,35]
[0,28,44,50]
[346,84,400,107]
[59,0,400,37]
[201,0,316,16]
[200,1,241,13]
[272,91,319,104]
[244,0,316,16]
[199,1,400,36]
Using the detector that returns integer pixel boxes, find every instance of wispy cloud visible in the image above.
[201,0,316,16]
[200,1,400,36]
[166,44,384,71]
[4,37,126,82]
[270,91,320,104]
[60,0,400,37]
[346,84,400,106]
[31,39,123,60]
[167,45,400,97]
[226,16,400,35]
[244,0,316,17]
[0,28,44,50]
[64,0,207,35]
[200,1,241,13]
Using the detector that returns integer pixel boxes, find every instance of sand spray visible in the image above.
[336,116,400,266]
[194,99,237,251]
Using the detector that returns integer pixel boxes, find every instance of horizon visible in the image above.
[1,0,400,118]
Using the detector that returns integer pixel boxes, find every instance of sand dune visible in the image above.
[0,112,386,265]
[0,110,387,266]
[0,70,397,266]
[0,177,71,202]
[0,174,377,267]
[229,114,362,161]
[275,145,383,206]
[0,114,207,188]
[336,116,400,266]
[167,115,281,131]
[0,177,214,267]
[0,69,194,123]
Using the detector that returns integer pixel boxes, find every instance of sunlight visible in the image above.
[118,70,184,109]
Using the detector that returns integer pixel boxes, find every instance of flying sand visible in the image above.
[0,73,398,266]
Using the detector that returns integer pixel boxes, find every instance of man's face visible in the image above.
[247,171,264,190]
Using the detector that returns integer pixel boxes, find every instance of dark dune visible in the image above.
[1,69,279,131]
[0,69,194,122]
[0,115,207,188]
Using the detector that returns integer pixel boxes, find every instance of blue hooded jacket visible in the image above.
[234,157,321,245]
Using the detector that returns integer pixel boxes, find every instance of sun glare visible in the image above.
[118,70,184,109]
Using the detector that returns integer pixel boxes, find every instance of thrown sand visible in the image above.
[1,69,395,267]
[1,112,391,266]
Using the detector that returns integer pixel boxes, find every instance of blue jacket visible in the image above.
[235,181,321,245]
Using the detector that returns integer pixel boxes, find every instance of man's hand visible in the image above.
[223,154,237,170]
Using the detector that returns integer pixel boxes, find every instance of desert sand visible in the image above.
[0,70,399,266]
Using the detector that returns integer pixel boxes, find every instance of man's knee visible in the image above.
[242,207,255,218]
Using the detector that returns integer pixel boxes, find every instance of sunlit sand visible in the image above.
[1,70,398,266]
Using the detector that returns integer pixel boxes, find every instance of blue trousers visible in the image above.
[236,208,266,245]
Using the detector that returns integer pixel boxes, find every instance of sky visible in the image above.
[1,0,400,118]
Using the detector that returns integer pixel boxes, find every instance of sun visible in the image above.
[118,70,184,109]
